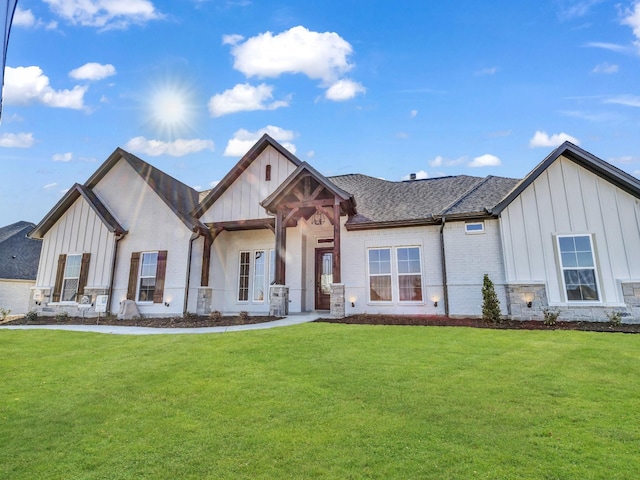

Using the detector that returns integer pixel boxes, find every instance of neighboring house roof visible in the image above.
[29,184,128,239]
[328,173,519,228]
[491,141,640,215]
[30,148,206,239]
[193,134,302,218]
[0,221,42,280]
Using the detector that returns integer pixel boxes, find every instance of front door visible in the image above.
[315,248,333,310]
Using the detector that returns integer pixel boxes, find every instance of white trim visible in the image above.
[555,234,601,303]
[465,221,485,234]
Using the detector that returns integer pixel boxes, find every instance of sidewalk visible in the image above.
[0,312,322,335]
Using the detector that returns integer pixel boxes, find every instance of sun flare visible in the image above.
[145,78,197,139]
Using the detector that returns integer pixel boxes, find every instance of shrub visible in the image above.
[481,274,502,324]
[183,311,197,320]
[210,310,222,321]
[0,307,11,321]
[55,311,69,322]
[543,308,559,326]
[24,310,38,322]
[239,311,249,322]
[606,311,622,326]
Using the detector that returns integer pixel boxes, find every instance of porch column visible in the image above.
[201,233,212,287]
[275,208,287,285]
[332,202,341,283]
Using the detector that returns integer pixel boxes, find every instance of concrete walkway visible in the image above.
[0,312,322,335]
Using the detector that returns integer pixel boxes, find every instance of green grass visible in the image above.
[1,324,639,479]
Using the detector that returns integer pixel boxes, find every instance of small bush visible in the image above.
[183,311,197,320]
[55,311,69,322]
[482,274,502,324]
[25,310,38,322]
[210,310,222,321]
[606,311,622,326]
[239,311,249,322]
[0,307,11,321]
[543,308,559,326]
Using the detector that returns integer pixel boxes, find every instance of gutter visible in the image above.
[107,231,126,315]
[183,227,204,315]
[439,217,449,317]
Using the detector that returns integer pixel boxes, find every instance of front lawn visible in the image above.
[1,324,638,479]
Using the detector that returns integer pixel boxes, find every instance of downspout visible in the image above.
[183,228,202,315]
[107,231,126,315]
[439,217,449,317]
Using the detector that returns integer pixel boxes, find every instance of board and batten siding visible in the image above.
[200,146,298,223]
[35,195,115,291]
[500,155,640,305]
[92,158,194,315]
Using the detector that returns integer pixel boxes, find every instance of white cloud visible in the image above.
[224,126,296,157]
[592,62,619,74]
[52,152,73,162]
[13,7,36,27]
[43,182,58,190]
[622,1,640,49]
[210,180,220,188]
[560,0,602,20]
[0,132,35,148]
[469,154,501,168]
[125,137,215,157]
[4,66,87,109]
[583,41,630,53]
[222,34,244,45]
[529,131,580,148]
[325,79,366,101]
[208,83,289,117]
[603,94,640,107]
[429,155,466,168]
[410,110,418,118]
[474,67,497,76]
[69,63,116,81]
[402,170,428,180]
[43,0,162,30]
[228,25,355,83]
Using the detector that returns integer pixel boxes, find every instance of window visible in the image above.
[265,164,271,181]
[126,251,167,303]
[253,251,266,301]
[238,251,250,302]
[138,252,158,302]
[397,247,423,301]
[465,222,485,234]
[368,248,392,302]
[61,254,82,302]
[269,249,276,285]
[557,235,599,302]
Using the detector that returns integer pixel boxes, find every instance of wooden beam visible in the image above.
[282,198,336,209]
[283,207,299,226]
[310,183,324,200]
[275,209,286,285]
[316,204,334,224]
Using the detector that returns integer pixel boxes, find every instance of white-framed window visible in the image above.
[368,248,392,302]
[238,251,250,302]
[61,254,82,302]
[465,222,485,234]
[557,235,599,302]
[397,247,423,302]
[138,252,158,302]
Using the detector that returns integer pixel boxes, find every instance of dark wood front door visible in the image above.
[315,248,333,310]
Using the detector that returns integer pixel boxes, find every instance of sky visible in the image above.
[1,0,640,227]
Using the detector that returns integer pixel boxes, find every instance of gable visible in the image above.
[198,142,300,223]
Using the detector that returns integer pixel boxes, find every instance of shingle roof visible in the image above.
[328,173,519,227]
[0,221,42,280]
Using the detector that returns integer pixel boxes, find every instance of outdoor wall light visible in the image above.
[351,301,355,308]
[433,300,438,308]
[527,301,533,308]
[524,293,533,308]
[164,301,170,307]
[431,295,440,308]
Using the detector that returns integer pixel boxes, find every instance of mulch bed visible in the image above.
[4,313,639,333]
[4,315,278,328]
[316,314,640,333]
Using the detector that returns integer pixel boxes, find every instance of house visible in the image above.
[0,221,42,314]
[28,135,640,322]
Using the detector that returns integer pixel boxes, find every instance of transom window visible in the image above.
[138,252,158,302]
[61,254,82,302]
[557,235,599,302]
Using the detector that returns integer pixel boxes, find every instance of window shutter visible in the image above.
[127,252,140,300]
[153,250,168,303]
[78,253,91,296]
[52,254,66,302]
